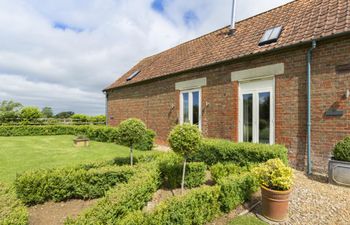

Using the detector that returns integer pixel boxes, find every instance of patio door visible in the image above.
[239,79,274,144]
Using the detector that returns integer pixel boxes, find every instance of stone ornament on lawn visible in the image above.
[74,135,90,147]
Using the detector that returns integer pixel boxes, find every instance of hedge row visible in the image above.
[118,172,259,225]
[0,125,155,151]
[0,183,28,225]
[119,186,221,225]
[15,165,135,205]
[65,162,160,224]
[157,154,206,189]
[190,139,288,165]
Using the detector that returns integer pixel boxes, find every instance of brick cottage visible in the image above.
[104,0,350,173]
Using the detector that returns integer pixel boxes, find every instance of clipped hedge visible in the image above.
[218,172,259,213]
[158,153,206,189]
[0,183,28,225]
[0,125,155,150]
[119,186,221,225]
[15,165,135,205]
[190,139,288,165]
[66,163,160,224]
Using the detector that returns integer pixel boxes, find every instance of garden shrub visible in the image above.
[0,124,155,150]
[218,172,259,213]
[158,153,206,189]
[0,183,28,225]
[253,158,293,191]
[15,165,135,205]
[66,162,160,225]
[210,163,247,183]
[333,137,350,162]
[190,139,288,166]
[119,186,221,225]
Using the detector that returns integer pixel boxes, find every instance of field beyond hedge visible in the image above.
[0,135,145,183]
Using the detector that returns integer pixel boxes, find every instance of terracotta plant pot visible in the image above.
[261,185,292,222]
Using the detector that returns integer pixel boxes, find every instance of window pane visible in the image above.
[243,94,253,142]
[259,92,270,144]
[192,91,199,125]
[183,93,190,123]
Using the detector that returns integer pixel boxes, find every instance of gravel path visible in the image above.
[251,170,350,225]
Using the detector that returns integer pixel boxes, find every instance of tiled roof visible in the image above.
[105,0,350,90]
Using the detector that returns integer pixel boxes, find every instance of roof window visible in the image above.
[126,70,140,81]
[259,26,283,46]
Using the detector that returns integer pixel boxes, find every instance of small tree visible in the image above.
[168,123,202,193]
[41,107,53,118]
[117,118,147,166]
[19,107,42,124]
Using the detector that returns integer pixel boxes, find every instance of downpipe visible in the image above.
[307,40,316,175]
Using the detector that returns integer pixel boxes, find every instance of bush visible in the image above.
[333,137,350,162]
[66,163,160,224]
[168,124,202,158]
[119,186,221,225]
[190,139,288,166]
[19,106,42,124]
[0,183,28,225]
[15,165,135,205]
[117,118,147,147]
[0,124,155,150]
[210,163,254,183]
[253,158,293,191]
[218,172,259,213]
[158,154,206,189]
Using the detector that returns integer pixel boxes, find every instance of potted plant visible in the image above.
[329,137,350,187]
[74,135,90,147]
[253,158,293,222]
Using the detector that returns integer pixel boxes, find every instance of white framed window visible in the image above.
[180,89,201,129]
[239,79,275,144]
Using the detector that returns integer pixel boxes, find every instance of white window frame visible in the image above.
[238,78,275,144]
[180,88,202,130]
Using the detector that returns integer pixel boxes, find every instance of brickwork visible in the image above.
[107,35,350,173]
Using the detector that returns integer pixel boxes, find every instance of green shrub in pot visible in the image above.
[253,158,293,191]
[333,137,350,162]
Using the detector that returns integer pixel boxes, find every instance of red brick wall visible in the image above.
[107,35,350,173]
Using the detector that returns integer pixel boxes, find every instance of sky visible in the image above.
[0,0,293,115]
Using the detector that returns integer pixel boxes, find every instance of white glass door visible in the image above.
[239,79,274,144]
[180,89,201,129]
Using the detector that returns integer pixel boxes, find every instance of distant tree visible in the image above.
[0,100,23,123]
[20,107,42,123]
[41,107,54,118]
[55,111,75,118]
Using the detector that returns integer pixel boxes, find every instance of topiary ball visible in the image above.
[333,137,350,162]
[168,123,202,158]
[117,118,147,147]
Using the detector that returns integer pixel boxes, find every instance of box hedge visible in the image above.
[65,162,160,225]
[217,172,259,213]
[0,183,28,225]
[119,186,221,225]
[190,139,288,165]
[157,153,206,189]
[15,165,135,205]
[0,125,155,150]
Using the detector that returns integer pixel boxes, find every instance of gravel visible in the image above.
[251,170,350,225]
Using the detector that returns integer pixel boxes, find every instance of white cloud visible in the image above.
[0,0,293,115]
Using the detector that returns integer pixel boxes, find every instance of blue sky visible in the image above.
[0,0,293,115]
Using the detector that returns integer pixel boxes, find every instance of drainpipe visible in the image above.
[307,40,316,175]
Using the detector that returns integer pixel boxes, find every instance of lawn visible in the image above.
[0,135,146,183]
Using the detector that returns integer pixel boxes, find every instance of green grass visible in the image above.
[0,135,147,183]
[228,215,267,225]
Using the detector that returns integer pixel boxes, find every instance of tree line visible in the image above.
[0,100,106,124]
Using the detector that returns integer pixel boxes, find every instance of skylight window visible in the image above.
[126,70,140,81]
[259,26,283,46]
